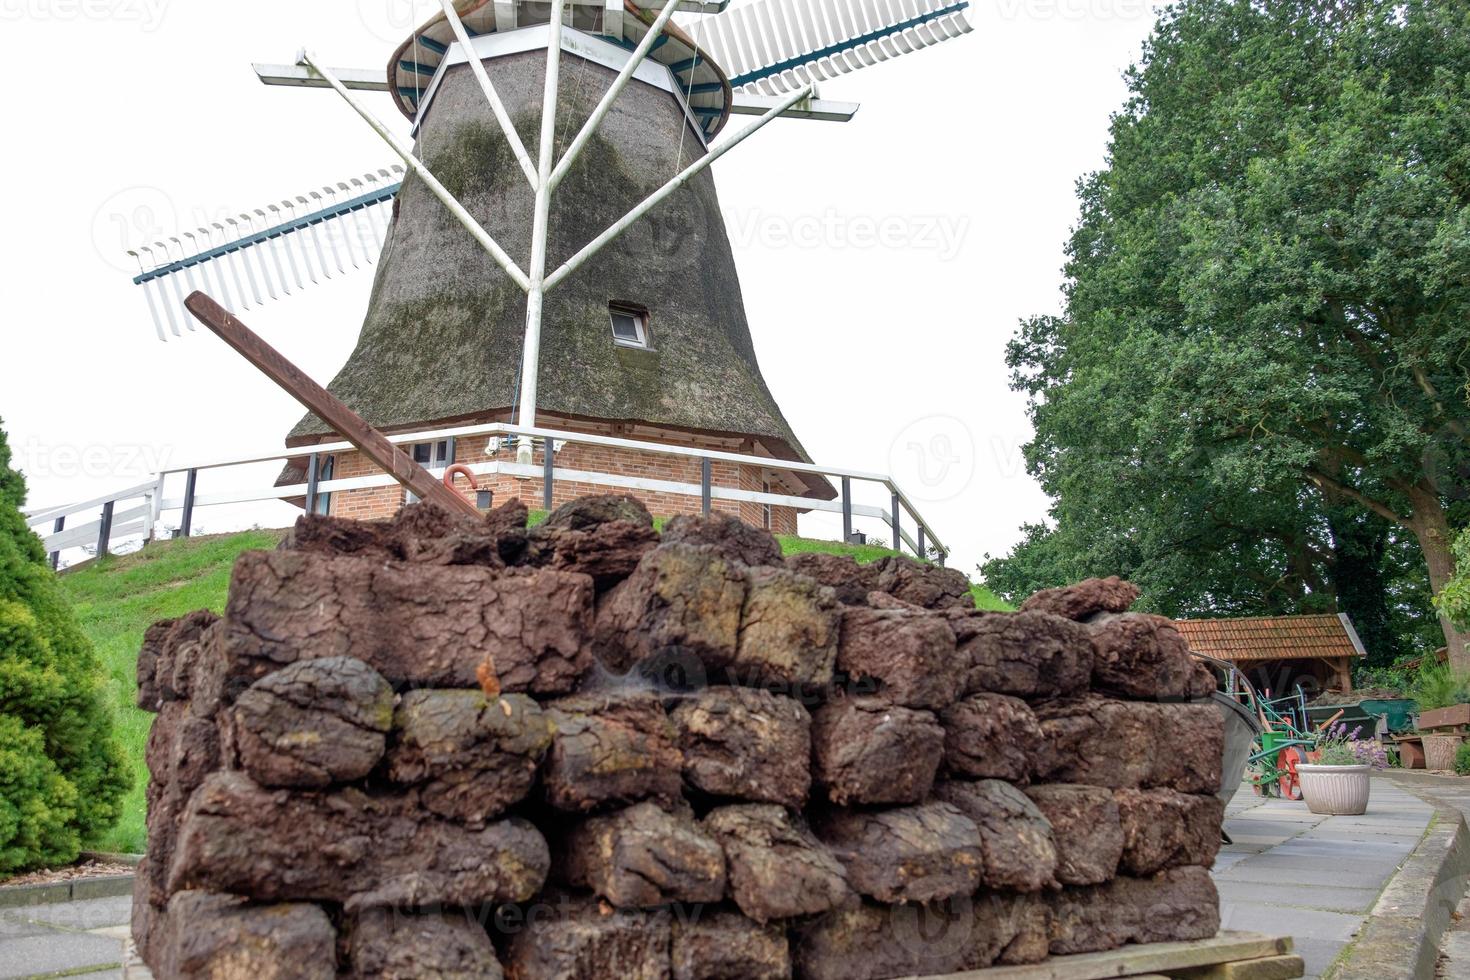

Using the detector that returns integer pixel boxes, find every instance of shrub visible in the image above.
[1456,743,1470,778]
[1407,663,1470,712]
[0,420,128,873]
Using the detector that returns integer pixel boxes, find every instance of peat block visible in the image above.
[156,891,336,980]
[814,802,983,905]
[504,894,670,980]
[810,697,944,806]
[593,543,748,673]
[346,908,503,980]
[1020,577,1140,621]
[671,909,791,980]
[561,802,727,908]
[670,686,811,807]
[1024,784,1123,886]
[1114,788,1225,875]
[932,779,1057,893]
[948,610,1094,700]
[167,772,549,910]
[231,656,394,789]
[1033,697,1223,793]
[703,804,852,923]
[872,556,974,611]
[1088,613,1203,701]
[1046,866,1221,955]
[940,693,1042,783]
[387,691,553,824]
[662,512,785,568]
[525,520,659,589]
[784,553,878,606]
[837,606,962,710]
[137,609,221,710]
[733,567,841,690]
[541,693,684,812]
[221,550,594,696]
[287,501,517,568]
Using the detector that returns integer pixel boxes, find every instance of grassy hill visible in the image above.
[60,527,1007,855]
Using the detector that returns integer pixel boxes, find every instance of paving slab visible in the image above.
[1215,779,1434,980]
[3,895,133,933]
[0,892,131,980]
[0,931,124,980]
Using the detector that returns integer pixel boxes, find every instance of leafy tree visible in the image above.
[1436,530,1470,631]
[0,419,128,872]
[989,0,1470,667]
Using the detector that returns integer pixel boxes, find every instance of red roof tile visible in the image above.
[1173,614,1365,663]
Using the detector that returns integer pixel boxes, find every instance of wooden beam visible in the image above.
[183,292,481,519]
[912,933,1297,980]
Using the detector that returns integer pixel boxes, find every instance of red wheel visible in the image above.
[1278,747,1305,802]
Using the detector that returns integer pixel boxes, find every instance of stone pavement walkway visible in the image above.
[0,894,129,980]
[1214,777,1434,980]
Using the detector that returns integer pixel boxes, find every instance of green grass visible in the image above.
[60,530,286,854]
[58,525,1006,854]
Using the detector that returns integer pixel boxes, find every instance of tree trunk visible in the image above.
[1325,503,1399,668]
[1406,485,1470,673]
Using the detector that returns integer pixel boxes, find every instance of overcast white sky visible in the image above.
[1,0,1164,577]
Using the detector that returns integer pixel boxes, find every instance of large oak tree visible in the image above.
[990,0,1470,667]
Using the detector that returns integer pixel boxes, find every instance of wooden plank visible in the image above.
[183,292,480,519]
[1173,954,1306,980]
[910,933,1295,980]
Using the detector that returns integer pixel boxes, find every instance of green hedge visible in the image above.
[0,420,128,873]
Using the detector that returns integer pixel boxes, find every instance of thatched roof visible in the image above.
[290,51,829,495]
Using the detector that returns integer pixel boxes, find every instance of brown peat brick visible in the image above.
[157,891,336,980]
[662,512,785,568]
[810,697,944,806]
[1024,784,1123,886]
[940,693,1043,783]
[670,687,811,807]
[703,805,852,923]
[231,656,394,789]
[1020,577,1140,621]
[1046,866,1220,955]
[346,908,503,979]
[1114,788,1225,875]
[873,556,975,611]
[837,605,962,710]
[670,909,791,980]
[1088,613,1200,700]
[594,543,749,673]
[542,693,684,812]
[167,772,549,910]
[732,567,841,690]
[1033,697,1223,793]
[221,550,594,696]
[504,894,670,980]
[933,780,1058,893]
[785,553,879,606]
[793,901,971,980]
[562,802,727,908]
[814,802,984,905]
[948,610,1094,700]
[137,610,220,711]
[387,691,553,824]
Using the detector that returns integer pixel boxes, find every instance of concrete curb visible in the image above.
[1332,793,1470,980]
[0,873,136,909]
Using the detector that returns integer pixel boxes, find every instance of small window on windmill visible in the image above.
[405,440,451,505]
[609,304,650,349]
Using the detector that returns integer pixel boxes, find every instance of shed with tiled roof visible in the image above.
[1174,613,1367,694]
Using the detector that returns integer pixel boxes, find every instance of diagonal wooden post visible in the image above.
[183,292,481,519]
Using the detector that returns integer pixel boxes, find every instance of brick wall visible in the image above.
[315,430,806,535]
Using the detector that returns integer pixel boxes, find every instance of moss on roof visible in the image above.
[291,51,816,474]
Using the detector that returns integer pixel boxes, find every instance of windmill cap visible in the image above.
[388,0,733,138]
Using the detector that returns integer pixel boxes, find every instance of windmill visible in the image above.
[125,0,974,525]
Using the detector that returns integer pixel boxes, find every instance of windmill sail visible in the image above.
[128,168,403,341]
[698,0,973,95]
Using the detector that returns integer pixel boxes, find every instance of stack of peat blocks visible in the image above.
[131,494,1224,979]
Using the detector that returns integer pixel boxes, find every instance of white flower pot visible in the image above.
[1296,764,1371,816]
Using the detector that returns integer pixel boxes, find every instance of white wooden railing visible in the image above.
[24,423,949,568]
